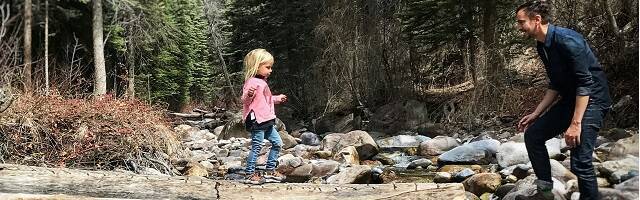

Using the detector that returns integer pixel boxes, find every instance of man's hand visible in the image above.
[247,87,257,97]
[518,113,539,132]
[564,123,581,148]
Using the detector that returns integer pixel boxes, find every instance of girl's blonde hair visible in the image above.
[243,49,274,81]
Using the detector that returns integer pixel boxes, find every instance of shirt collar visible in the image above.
[543,23,556,48]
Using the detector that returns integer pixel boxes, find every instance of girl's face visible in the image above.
[257,60,273,78]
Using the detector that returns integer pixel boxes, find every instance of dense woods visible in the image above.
[0,0,637,125]
[0,1,638,198]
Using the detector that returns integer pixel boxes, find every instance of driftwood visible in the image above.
[169,112,225,118]
[0,164,466,200]
[169,108,229,120]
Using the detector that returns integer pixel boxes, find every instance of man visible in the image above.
[515,1,611,200]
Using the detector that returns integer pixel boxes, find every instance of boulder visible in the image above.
[334,146,360,166]
[496,142,529,168]
[314,150,333,159]
[309,159,341,177]
[454,168,476,182]
[549,159,577,183]
[599,134,639,161]
[462,173,502,196]
[183,161,208,177]
[287,144,320,159]
[419,136,460,156]
[321,130,378,160]
[502,176,567,200]
[598,155,639,184]
[612,176,639,200]
[283,163,313,183]
[438,139,500,165]
[278,131,298,149]
[406,158,433,169]
[433,172,452,183]
[377,135,429,147]
[494,183,516,199]
[300,132,321,146]
[326,165,372,184]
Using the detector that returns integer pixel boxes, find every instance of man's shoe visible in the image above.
[243,172,265,185]
[264,170,285,181]
[515,189,554,200]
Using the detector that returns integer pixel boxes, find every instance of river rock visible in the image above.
[549,159,577,183]
[377,135,430,147]
[438,139,500,165]
[334,146,360,166]
[279,131,298,149]
[434,172,452,183]
[419,136,460,156]
[407,158,433,169]
[496,142,529,168]
[454,168,476,182]
[462,173,502,196]
[502,176,567,200]
[310,159,340,177]
[300,132,321,146]
[321,130,378,160]
[326,165,372,184]
[598,155,639,184]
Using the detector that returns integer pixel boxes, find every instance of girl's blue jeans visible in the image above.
[245,125,283,174]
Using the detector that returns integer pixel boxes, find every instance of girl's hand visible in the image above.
[280,94,287,103]
[247,87,257,97]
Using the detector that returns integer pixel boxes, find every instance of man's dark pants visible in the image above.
[524,100,608,200]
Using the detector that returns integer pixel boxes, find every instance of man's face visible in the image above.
[516,10,539,38]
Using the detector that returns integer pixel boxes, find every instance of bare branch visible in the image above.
[0,3,8,39]
[601,0,622,40]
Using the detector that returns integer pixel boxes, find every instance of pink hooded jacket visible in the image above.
[241,77,283,123]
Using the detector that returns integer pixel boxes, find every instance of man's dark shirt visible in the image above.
[536,24,612,109]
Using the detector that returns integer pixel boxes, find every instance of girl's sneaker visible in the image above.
[263,171,285,182]
[243,172,265,185]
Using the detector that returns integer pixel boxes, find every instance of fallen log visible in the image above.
[169,108,232,120]
[169,112,226,119]
[0,164,467,200]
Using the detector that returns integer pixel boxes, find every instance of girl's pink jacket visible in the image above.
[241,77,283,123]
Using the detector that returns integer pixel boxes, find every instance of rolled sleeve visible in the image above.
[272,95,282,104]
[559,35,593,96]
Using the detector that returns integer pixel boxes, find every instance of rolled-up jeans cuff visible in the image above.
[534,179,553,191]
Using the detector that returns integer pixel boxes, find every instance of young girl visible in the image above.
[241,49,287,184]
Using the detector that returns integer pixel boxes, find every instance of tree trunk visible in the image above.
[92,0,106,96]
[461,1,478,86]
[202,0,236,104]
[125,50,135,98]
[601,0,624,48]
[23,0,32,93]
[44,0,49,95]
[482,0,499,82]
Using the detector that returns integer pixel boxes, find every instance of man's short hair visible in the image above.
[516,0,552,24]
